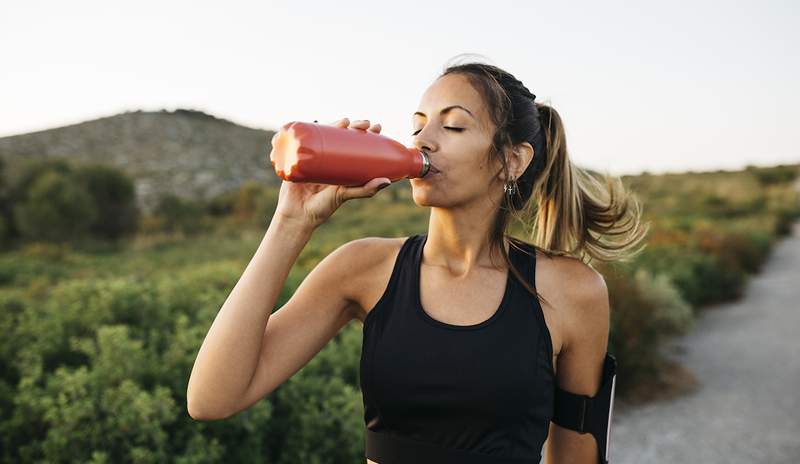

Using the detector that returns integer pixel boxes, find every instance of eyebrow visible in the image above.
[413,105,475,119]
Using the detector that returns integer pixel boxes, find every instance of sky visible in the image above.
[0,0,797,176]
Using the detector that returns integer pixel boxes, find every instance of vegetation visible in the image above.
[0,158,798,462]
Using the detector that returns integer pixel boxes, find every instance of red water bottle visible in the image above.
[268,121,435,186]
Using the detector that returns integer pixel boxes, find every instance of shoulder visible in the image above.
[547,255,610,395]
[548,256,608,345]
[334,236,409,322]
[335,235,408,271]
[562,258,608,310]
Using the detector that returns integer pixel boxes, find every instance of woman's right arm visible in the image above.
[186,216,310,420]
[186,117,391,420]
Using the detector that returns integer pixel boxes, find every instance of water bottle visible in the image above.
[269,121,435,186]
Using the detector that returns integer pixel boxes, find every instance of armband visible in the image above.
[552,352,617,464]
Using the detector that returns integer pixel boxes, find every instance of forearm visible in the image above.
[186,216,315,419]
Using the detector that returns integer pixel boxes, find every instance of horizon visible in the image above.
[2,105,797,178]
[1,0,797,177]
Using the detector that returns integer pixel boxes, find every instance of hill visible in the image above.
[0,109,278,213]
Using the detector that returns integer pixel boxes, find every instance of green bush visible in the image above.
[15,170,98,243]
[154,193,210,236]
[0,215,9,250]
[0,260,367,463]
[254,187,280,225]
[605,265,692,392]
[653,249,745,306]
[75,164,140,240]
[6,158,74,204]
[204,189,238,217]
[232,181,263,223]
[747,164,799,186]
[633,268,694,336]
[3,159,142,246]
[775,207,800,236]
[1,162,798,462]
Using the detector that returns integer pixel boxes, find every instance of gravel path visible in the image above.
[610,220,800,463]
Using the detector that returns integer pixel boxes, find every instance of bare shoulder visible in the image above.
[546,255,607,322]
[535,252,608,357]
[337,236,408,323]
[556,256,607,300]
[548,255,609,360]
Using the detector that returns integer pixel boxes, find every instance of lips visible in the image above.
[424,166,441,178]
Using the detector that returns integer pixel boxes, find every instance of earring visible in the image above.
[504,176,519,195]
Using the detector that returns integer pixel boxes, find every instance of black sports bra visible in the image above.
[359,234,555,463]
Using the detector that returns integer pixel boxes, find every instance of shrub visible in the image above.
[604,265,693,393]
[74,164,140,240]
[694,227,771,274]
[232,181,265,223]
[15,170,98,243]
[747,164,799,186]
[153,193,210,236]
[774,207,800,236]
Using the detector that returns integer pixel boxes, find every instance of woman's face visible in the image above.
[410,73,505,208]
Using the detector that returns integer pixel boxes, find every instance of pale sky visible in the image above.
[1,0,797,176]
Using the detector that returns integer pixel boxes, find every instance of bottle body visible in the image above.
[269,121,430,186]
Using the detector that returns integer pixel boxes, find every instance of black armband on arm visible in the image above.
[552,352,618,464]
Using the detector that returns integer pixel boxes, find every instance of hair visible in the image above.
[438,54,650,307]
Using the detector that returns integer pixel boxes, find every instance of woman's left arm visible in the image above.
[543,266,611,464]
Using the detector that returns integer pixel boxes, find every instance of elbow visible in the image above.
[187,399,232,421]
[186,392,235,421]
[186,375,234,420]
[186,396,212,420]
[187,401,211,421]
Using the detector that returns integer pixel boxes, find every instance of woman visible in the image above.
[187,58,648,463]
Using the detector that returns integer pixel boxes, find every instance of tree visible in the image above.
[74,164,140,240]
[154,193,206,235]
[15,170,98,243]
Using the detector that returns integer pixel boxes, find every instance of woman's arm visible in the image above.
[186,217,316,420]
[544,265,610,464]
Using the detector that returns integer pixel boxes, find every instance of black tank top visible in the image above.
[360,233,556,464]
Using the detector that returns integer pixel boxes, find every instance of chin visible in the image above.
[409,184,436,206]
[410,185,451,208]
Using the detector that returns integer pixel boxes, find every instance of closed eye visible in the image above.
[411,127,465,136]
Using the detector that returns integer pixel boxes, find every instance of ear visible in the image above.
[504,142,534,180]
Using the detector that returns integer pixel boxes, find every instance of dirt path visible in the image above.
[610,220,800,463]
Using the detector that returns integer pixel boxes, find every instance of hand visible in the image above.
[273,118,392,229]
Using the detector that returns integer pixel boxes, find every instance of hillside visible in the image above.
[0,109,279,213]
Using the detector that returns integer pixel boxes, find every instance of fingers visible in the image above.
[350,119,369,132]
[339,177,392,202]
[331,118,350,128]
[330,118,381,133]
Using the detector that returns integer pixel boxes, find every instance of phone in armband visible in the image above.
[551,352,617,464]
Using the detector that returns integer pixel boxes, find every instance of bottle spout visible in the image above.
[418,149,431,178]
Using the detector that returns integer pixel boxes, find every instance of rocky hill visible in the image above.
[0,109,279,213]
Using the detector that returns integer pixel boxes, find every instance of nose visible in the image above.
[413,133,436,156]
[412,127,440,171]
[414,139,431,153]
